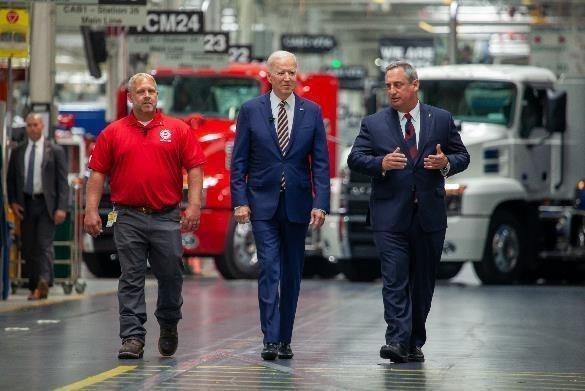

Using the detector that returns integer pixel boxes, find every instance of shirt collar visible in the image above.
[28,135,44,146]
[399,101,421,122]
[128,109,164,128]
[270,91,295,110]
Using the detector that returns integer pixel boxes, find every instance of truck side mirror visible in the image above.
[546,90,567,133]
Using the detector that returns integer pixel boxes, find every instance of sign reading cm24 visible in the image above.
[128,10,204,34]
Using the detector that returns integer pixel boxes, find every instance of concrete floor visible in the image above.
[1,262,584,390]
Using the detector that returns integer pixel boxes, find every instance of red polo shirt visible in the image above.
[88,110,205,209]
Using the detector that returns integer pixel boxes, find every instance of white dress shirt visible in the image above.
[270,91,295,138]
[24,135,45,194]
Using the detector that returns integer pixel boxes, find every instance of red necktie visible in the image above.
[404,112,417,158]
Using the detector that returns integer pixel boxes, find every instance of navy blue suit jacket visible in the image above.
[348,104,469,233]
[231,92,330,223]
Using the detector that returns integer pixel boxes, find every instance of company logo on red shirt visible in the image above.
[159,129,172,142]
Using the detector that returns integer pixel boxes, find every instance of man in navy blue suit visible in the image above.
[230,50,330,360]
[348,61,469,363]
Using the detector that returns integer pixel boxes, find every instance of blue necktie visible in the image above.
[24,143,35,194]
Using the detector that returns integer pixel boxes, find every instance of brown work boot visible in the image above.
[158,325,178,357]
[37,279,49,299]
[118,337,145,359]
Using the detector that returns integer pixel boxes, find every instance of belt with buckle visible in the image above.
[116,204,177,214]
[24,193,44,200]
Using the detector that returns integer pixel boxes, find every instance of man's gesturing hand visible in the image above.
[424,144,448,170]
[382,147,408,171]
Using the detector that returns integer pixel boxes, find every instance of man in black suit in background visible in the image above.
[348,61,469,363]
[7,112,69,300]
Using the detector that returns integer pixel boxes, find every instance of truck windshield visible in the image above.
[155,76,261,119]
[419,80,516,126]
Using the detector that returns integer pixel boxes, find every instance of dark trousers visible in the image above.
[373,207,445,349]
[113,207,183,341]
[252,192,308,344]
[21,195,55,291]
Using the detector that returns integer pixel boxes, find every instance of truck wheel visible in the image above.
[214,218,259,279]
[473,210,525,284]
[82,252,121,278]
[437,262,464,280]
[341,259,381,282]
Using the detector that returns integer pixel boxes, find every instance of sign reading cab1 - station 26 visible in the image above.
[56,1,147,27]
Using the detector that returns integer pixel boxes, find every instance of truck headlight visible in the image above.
[445,184,466,216]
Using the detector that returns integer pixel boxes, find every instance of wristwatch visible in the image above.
[440,161,451,177]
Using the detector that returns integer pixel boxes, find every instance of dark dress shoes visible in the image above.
[380,343,408,363]
[261,343,279,360]
[278,343,294,359]
[408,346,425,362]
[27,290,41,300]
[37,279,49,299]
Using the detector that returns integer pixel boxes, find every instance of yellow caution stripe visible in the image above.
[53,365,137,391]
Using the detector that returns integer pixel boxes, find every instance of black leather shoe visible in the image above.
[278,343,294,359]
[408,346,424,362]
[159,325,178,357]
[118,337,145,359]
[380,343,408,363]
[261,343,279,360]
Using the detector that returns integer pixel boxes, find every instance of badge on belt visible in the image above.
[106,210,118,227]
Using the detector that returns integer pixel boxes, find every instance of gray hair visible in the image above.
[266,50,297,72]
[127,73,157,92]
[386,61,418,83]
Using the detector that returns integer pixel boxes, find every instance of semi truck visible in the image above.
[322,64,585,284]
[82,63,340,279]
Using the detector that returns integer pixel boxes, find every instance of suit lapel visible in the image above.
[415,104,433,165]
[42,141,51,170]
[288,94,304,155]
[17,143,26,185]
[260,93,281,154]
[385,108,408,154]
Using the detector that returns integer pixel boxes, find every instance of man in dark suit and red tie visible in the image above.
[348,60,470,363]
[230,50,330,360]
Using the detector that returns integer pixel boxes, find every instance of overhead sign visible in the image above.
[56,0,146,4]
[56,4,147,27]
[228,45,252,63]
[128,33,229,71]
[128,10,204,34]
[378,37,436,70]
[281,34,336,53]
[0,8,29,58]
[322,65,367,90]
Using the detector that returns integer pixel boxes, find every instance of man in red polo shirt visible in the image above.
[84,73,205,359]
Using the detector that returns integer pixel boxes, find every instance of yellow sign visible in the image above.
[0,9,29,58]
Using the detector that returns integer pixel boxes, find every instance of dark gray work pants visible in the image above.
[113,207,183,341]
